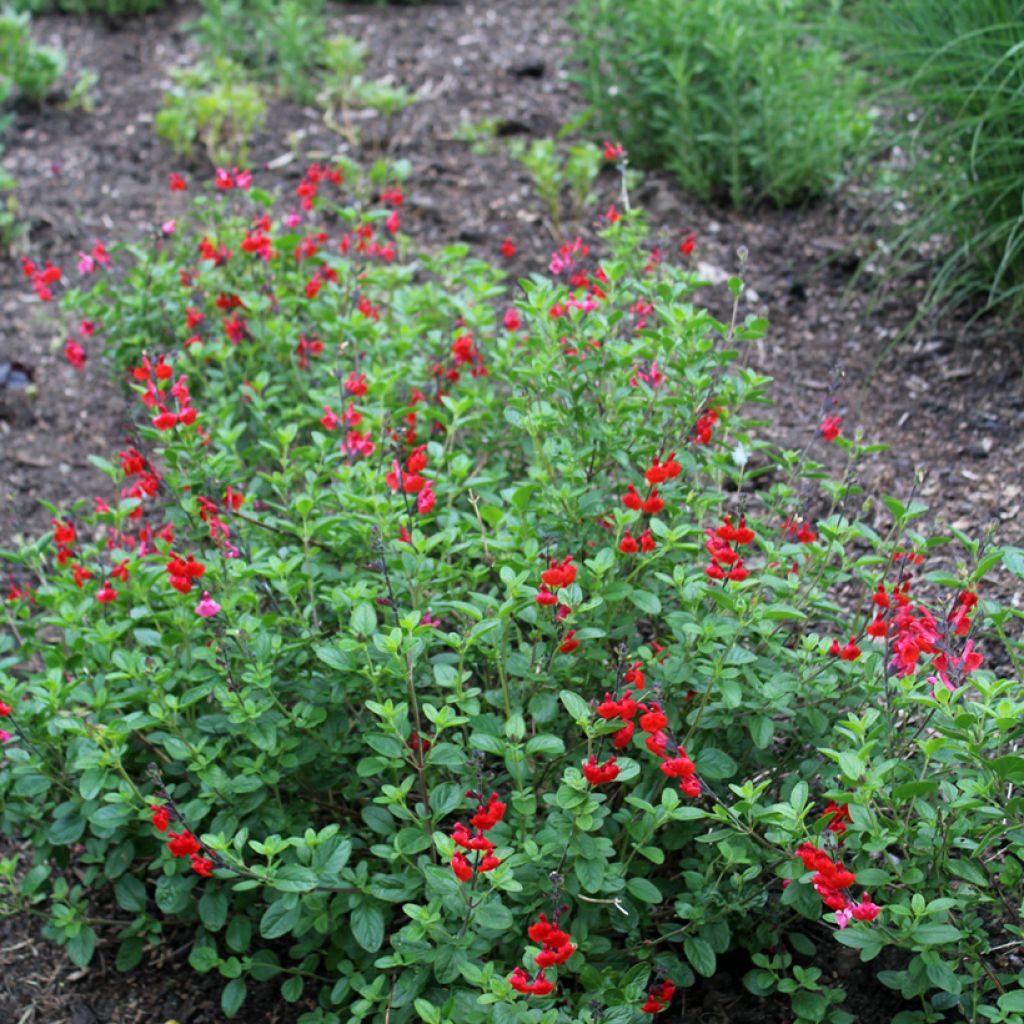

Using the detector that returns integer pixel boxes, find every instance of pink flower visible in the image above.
[417,480,436,515]
[195,591,221,617]
[0,729,12,742]
[504,308,521,331]
[835,906,853,930]
[64,339,86,370]
[78,252,96,275]
[162,219,177,236]
[286,210,302,228]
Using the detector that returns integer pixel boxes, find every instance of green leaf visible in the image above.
[66,925,97,967]
[559,689,590,722]
[626,877,662,904]
[221,977,247,1018]
[696,747,737,779]
[260,899,300,939]
[684,936,716,977]
[116,937,144,972]
[628,589,661,615]
[999,990,1024,1013]
[351,603,378,635]
[351,901,385,952]
[281,975,304,1002]
[272,865,318,893]
[199,888,229,930]
[114,874,147,914]
[911,923,962,945]
[525,734,565,757]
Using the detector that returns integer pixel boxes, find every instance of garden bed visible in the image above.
[1,1,1023,1022]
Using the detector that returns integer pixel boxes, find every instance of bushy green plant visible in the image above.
[572,0,864,208]
[2,162,1024,1024]
[318,32,415,146]
[6,0,168,15]
[510,138,605,242]
[154,59,266,167]
[0,6,66,105]
[194,0,326,104]
[848,0,1024,321]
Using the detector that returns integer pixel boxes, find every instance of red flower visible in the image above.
[851,892,881,922]
[150,804,171,832]
[622,484,643,510]
[582,754,619,785]
[469,792,507,831]
[96,581,118,604]
[639,703,667,734]
[169,172,187,192]
[603,140,625,161]
[558,629,579,654]
[451,851,473,882]
[679,232,696,257]
[0,701,11,717]
[501,237,516,258]
[167,830,200,858]
[820,415,842,442]
[642,490,664,515]
[64,339,86,369]
[190,854,214,878]
[535,584,557,606]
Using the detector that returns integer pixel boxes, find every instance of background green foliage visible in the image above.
[848,0,1024,320]
[572,0,862,208]
[0,6,66,104]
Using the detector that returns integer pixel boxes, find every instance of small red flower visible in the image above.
[167,830,200,858]
[150,804,171,832]
[558,629,579,654]
[820,415,842,442]
[190,854,214,878]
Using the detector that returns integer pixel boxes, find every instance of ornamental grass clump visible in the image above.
[1,151,1024,1023]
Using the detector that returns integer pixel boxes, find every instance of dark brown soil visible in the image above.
[1,0,1021,1021]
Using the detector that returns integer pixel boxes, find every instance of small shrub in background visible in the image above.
[6,0,169,14]
[848,0,1024,320]
[0,6,66,105]
[155,59,266,167]
[572,0,863,208]
[2,158,1024,1024]
[193,0,326,104]
[319,33,416,146]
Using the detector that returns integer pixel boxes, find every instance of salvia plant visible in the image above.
[2,149,1024,1024]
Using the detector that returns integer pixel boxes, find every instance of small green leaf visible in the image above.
[684,936,716,977]
[351,901,385,952]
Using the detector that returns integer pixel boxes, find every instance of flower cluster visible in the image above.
[642,978,676,1014]
[795,842,881,927]
[386,443,435,515]
[150,804,214,877]
[509,910,576,997]
[705,514,755,582]
[449,791,506,882]
[21,255,62,302]
[536,554,576,606]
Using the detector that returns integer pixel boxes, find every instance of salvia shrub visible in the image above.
[572,0,864,208]
[848,0,1024,321]
[3,155,1024,1024]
